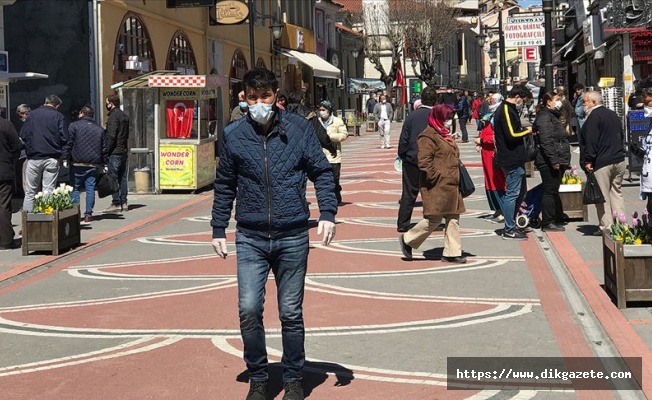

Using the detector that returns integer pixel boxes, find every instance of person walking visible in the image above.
[0,115,22,249]
[471,93,484,132]
[365,92,377,115]
[580,90,627,235]
[398,105,467,264]
[474,93,505,222]
[397,86,437,232]
[102,94,130,213]
[533,92,571,232]
[493,85,534,240]
[285,91,338,159]
[20,94,68,212]
[572,83,586,134]
[318,100,348,205]
[210,68,337,400]
[636,84,652,214]
[556,86,573,137]
[62,106,107,224]
[373,94,394,149]
[230,91,248,123]
[456,91,470,143]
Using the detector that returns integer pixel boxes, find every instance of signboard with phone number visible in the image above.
[505,16,545,47]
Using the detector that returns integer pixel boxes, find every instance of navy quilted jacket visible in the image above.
[62,117,107,164]
[211,110,337,239]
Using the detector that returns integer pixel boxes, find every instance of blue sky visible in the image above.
[519,0,541,6]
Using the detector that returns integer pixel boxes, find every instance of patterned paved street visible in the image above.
[0,122,650,399]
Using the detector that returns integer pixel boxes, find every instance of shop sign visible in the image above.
[159,145,195,188]
[347,78,386,95]
[632,31,652,62]
[598,77,616,88]
[161,88,200,100]
[214,1,248,25]
[504,15,545,47]
[521,47,539,63]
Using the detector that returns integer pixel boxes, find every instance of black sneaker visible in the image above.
[503,230,527,240]
[399,234,412,260]
[442,255,467,264]
[246,380,268,400]
[282,381,304,400]
[542,223,565,232]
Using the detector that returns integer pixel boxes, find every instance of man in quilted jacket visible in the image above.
[210,68,337,400]
[62,106,107,224]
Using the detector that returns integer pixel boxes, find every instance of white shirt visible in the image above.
[380,103,388,120]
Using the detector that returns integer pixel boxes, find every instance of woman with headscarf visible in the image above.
[533,91,571,231]
[318,100,348,204]
[474,93,506,223]
[398,105,467,263]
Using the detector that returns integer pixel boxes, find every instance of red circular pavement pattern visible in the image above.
[0,132,550,399]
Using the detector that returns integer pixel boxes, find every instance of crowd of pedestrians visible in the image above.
[0,93,130,250]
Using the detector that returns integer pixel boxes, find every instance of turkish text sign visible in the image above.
[505,16,545,47]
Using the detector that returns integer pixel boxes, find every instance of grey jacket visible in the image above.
[373,102,393,122]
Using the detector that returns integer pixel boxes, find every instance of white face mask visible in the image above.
[645,105,652,118]
[444,119,453,129]
[554,100,562,110]
[249,102,275,125]
[319,110,330,119]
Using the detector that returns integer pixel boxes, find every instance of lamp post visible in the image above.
[542,0,554,93]
[248,0,284,69]
[477,2,507,95]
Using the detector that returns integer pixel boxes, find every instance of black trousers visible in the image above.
[0,180,14,247]
[535,158,563,226]
[397,161,420,230]
[331,163,342,204]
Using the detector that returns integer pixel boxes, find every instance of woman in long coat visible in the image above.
[399,105,467,263]
[533,91,571,231]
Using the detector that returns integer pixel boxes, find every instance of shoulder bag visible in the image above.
[458,160,475,198]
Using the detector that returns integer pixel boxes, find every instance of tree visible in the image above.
[403,0,462,87]
[350,0,462,89]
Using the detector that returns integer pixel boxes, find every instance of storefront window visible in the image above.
[113,13,156,83]
[256,57,267,70]
[230,49,248,109]
[166,31,198,74]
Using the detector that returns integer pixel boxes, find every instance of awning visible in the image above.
[110,70,181,90]
[279,50,341,79]
[553,31,582,59]
[0,72,48,83]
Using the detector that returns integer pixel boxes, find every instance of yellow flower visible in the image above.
[44,206,54,214]
[561,177,567,184]
[616,236,623,241]
[567,178,577,184]
[635,238,643,245]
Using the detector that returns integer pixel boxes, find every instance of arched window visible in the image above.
[229,49,249,109]
[256,57,267,70]
[166,31,198,74]
[113,13,156,83]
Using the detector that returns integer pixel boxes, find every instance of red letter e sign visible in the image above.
[522,47,539,63]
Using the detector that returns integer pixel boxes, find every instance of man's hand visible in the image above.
[212,238,228,259]
[585,162,593,171]
[317,220,336,246]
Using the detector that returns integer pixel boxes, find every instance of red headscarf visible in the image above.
[428,104,456,141]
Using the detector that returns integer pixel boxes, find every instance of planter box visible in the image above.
[559,184,588,221]
[21,205,81,256]
[603,234,652,308]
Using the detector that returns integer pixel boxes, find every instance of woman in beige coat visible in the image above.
[318,100,348,204]
[399,104,467,263]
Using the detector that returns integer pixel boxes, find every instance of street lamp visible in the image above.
[248,0,284,68]
[542,0,554,93]
[478,1,507,95]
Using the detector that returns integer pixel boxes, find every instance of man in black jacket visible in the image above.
[579,91,626,235]
[20,94,68,212]
[0,116,22,249]
[62,106,107,224]
[493,85,533,240]
[103,94,130,213]
[396,86,437,232]
[285,90,337,158]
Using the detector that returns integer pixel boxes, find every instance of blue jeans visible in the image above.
[235,230,309,382]
[501,165,527,232]
[71,166,97,217]
[108,154,128,205]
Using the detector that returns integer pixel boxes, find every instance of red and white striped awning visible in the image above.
[148,75,206,88]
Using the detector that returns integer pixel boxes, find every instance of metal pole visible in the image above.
[249,0,256,68]
[340,48,346,119]
[498,8,507,95]
[543,0,554,93]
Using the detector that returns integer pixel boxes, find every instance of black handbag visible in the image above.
[458,160,475,198]
[524,133,538,161]
[582,170,605,205]
[97,171,119,198]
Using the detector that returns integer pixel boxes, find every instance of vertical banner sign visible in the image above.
[0,86,7,108]
[166,100,194,138]
[159,144,195,188]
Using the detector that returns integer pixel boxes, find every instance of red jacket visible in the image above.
[471,98,483,119]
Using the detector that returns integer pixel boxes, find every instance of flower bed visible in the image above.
[603,211,652,308]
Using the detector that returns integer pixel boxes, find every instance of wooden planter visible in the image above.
[21,205,81,256]
[559,184,588,221]
[603,233,652,308]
